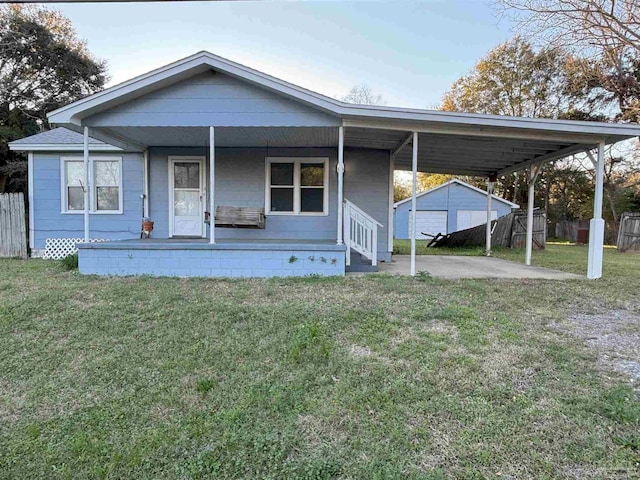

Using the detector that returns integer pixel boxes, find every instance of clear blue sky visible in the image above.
[54,0,514,109]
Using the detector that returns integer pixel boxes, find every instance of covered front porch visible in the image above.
[71,124,391,277]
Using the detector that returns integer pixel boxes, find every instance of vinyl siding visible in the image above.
[149,146,339,241]
[31,151,144,249]
[394,182,514,239]
[84,72,340,128]
[343,149,390,260]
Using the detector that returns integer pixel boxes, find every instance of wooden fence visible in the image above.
[0,193,28,258]
[431,210,546,249]
[555,219,591,243]
[510,210,547,249]
[617,212,640,252]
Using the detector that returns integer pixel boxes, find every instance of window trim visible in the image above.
[60,155,124,215]
[264,157,329,216]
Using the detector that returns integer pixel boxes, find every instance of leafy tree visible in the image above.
[437,35,640,235]
[0,5,108,192]
[393,172,456,202]
[441,36,578,118]
[440,37,586,208]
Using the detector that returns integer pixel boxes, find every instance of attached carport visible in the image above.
[339,110,640,279]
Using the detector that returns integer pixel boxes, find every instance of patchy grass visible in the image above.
[0,247,639,479]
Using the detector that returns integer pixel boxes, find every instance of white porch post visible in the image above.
[27,152,34,251]
[83,126,90,242]
[410,131,418,276]
[587,141,606,279]
[388,153,395,255]
[485,178,494,256]
[142,149,149,218]
[209,126,215,244]
[525,166,540,266]
[337,126,345,245]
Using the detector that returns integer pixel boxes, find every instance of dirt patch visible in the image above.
[552,309,640,390]
[349,344,371,357]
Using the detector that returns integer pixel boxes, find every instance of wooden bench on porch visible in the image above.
[206,206,266,229]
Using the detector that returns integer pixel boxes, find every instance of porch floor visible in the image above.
[82,238,345,252]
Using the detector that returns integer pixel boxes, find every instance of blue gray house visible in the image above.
[9,51,640,278]
[394,179,518,239]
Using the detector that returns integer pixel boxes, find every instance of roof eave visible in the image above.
[342,113,640,145]
[8,142,123,152]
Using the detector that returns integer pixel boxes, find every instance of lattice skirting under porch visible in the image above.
[43,238,108,260]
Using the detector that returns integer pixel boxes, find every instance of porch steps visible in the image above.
[345,251,378,273]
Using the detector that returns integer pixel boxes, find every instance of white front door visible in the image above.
[169,157,205,237]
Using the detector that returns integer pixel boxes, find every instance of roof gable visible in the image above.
[394,179,519,209]
[48,51,344,126]
[82,71,339,128]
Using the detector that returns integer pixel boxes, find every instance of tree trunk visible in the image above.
[512,172,520,204]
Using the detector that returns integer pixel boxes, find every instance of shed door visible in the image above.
[409,211,447,239]
[457,210,498,231]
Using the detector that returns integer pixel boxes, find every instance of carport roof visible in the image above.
[24,50,640,176]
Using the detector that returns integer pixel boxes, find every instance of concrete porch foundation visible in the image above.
[77,239,347,277]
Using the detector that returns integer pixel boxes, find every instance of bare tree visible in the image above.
[341,84,385,105]
[495,0,640,54]
[496,1,640,122]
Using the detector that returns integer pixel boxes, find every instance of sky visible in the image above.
[52,0,515,109]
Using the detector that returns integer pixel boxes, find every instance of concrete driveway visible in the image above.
[378,255,580,280]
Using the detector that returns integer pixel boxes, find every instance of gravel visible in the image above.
[551,309,640,390]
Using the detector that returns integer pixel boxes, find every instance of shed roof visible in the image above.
[394,179,519,209]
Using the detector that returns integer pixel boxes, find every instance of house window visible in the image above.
[94,160,120,211]
[62,157,123,214]
[64,160,86,211]
[265,158,329,215]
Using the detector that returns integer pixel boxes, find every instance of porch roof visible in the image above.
[16,123,639,177]
[28,50,640,176]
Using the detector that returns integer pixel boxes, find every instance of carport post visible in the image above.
[410,132,418,276]
[485,176,495,256]
[587,141,606,279]
[83,126,90,243]
[525,165,541,266]
[388,153,394,255]
[209,126,215,244]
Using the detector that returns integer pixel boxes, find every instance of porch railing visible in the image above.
[344,198,383,266]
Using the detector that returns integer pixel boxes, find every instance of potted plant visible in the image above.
[141,217,154,238]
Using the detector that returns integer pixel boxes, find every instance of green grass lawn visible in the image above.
[0,245,639,479]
